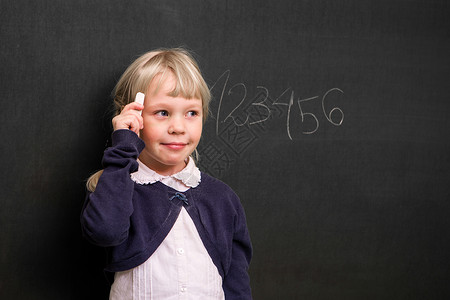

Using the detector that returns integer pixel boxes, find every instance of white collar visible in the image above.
[130,157,201,188]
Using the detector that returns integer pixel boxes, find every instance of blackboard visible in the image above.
[1,0,450,299]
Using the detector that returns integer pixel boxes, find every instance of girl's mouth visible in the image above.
[162,143,187,150]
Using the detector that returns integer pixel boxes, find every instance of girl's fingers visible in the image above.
[126,114,143,135]
[126,102,144,130]
[112,107,144,133]
[122,102,144,114]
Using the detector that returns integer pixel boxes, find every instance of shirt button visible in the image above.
[180,287,187,292]
[177,248,185,255]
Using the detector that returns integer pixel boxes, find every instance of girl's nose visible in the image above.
[168,116,185,134]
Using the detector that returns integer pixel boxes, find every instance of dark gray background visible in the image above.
[1,0,450,299]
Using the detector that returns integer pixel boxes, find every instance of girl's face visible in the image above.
[138,73,203,175]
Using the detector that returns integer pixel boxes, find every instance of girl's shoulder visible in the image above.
[196,172,241,203]
[198,172,235,194]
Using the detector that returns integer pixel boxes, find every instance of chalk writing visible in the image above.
[323,87,344,126]
[210,70,345,140]
[199,70,346,177]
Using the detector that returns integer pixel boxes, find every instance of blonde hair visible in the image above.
[86,48,211,192]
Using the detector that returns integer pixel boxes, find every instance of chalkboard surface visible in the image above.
[1,0,449,299]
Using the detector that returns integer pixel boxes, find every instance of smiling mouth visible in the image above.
[162,143,187,150]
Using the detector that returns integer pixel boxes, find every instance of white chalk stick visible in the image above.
[134,92,145,115]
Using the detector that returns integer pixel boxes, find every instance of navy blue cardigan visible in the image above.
[81,130,252,299]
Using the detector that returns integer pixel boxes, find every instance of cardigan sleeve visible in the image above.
[223,201,253,299]
[80,129,145,247]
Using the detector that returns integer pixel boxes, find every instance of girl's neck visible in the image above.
[138,155,189,176]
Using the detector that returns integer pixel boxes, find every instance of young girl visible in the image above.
[81,48,252,299]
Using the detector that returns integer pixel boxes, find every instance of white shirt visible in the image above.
[109,158,225,300]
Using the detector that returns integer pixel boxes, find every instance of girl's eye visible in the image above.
[155,110,168,117]
[186,111,199,117]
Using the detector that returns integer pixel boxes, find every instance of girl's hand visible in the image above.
[112,102,144,135]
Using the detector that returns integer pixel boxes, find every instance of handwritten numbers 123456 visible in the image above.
[210,70,345,140]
